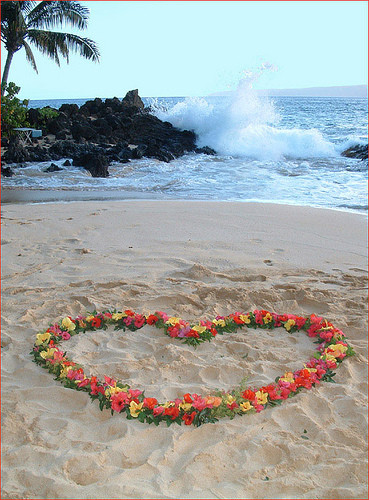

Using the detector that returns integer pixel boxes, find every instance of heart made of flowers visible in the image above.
[31,308,354,427]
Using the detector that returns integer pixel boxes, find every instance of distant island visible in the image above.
[209,84,368,98]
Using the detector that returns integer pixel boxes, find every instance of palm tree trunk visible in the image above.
[1,50,14,95]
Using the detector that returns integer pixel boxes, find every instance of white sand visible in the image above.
[1,201,368,499]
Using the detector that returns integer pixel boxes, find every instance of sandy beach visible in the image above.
[1,200,368,499]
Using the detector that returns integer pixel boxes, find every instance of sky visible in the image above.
[1,1,368,99]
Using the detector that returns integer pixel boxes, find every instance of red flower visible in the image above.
[183,393,193,403]
[164,406,180,420]
[242,389,256,401]
[90,383,105,396]
[125,309,135,317]
[92,317,101,328]
[210,328,218,336]
[143,397,158,410]
[187,329,199,338]
[227,401,238,410]
[182,411,197,425]
[146,314,158,325]
[232,314,244,325]
[167,326,179,338]
[261,385,280,400]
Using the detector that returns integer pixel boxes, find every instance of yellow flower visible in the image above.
[240,401,252,412]
[85,315,95,322]
[192,324,207,334]
[263,313,273,324]
[304,366,317,373]
[166,317,181,326]
[225,394,235,405]
[239,314,251,324]
[59,365,73,378]
[163,401,175,408]
[112,312,127,321]
[280,371,295,383]
[105,385,126,397]
[179,402,193,412]
[284,319,296,331]
[61,317,76,332]
[329,344,348,357]
[35,332,51,346]
[40,348,57,359]
[213,319,226,327]
[129,401,143,417]
[255,390,268,405]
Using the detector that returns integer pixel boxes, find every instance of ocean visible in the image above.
[2,86,368,212]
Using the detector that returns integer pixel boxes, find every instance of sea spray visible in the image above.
[152,75,337,160]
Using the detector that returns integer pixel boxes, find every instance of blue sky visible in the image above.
[1,1,368,99]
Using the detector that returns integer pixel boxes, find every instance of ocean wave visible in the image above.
[152,82,337,161]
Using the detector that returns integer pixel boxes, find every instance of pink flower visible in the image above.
[167,326,179,338]
[67,369,84,381]
[61,331,71,340]
[157,311,169,322]
[272,313,282,327]
[123,317,133,326]
[90,383,105,395]
[254,310,263,325]
[111,391,129,412]
[295,317,306,328]
[77,379,90,388]
[153,406,164,416]
[104,375,116,386]
[128,389,142,398]
[134,315,145,328]
[192,395,207,411]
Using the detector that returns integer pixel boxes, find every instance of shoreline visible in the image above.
[1,188,368,216]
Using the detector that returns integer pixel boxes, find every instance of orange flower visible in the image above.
[183,393,193,403]
[92,317,101,328]
[164,406,180,420]
[143,397,158,410]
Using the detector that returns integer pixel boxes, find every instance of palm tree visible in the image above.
[1,1,100,94]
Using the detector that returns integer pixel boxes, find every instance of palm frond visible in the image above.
[1,1,28,50]
[27,1,90,30]
[22,39,38,73]
[27,29,100,65]
[18,1,37,15]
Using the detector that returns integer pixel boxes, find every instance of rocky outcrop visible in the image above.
[122,89,145,110]
[72,151,109,178]
[44,163,63,173]
[341,144,368,160]
[1,166,14,177]
[1,89,204,177]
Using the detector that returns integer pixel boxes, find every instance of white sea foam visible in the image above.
[153,76,337,160]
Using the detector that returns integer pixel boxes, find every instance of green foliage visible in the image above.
[36,107,59,128]
[1,82,29,137]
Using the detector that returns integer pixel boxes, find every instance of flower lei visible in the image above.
[31,308,354,427]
